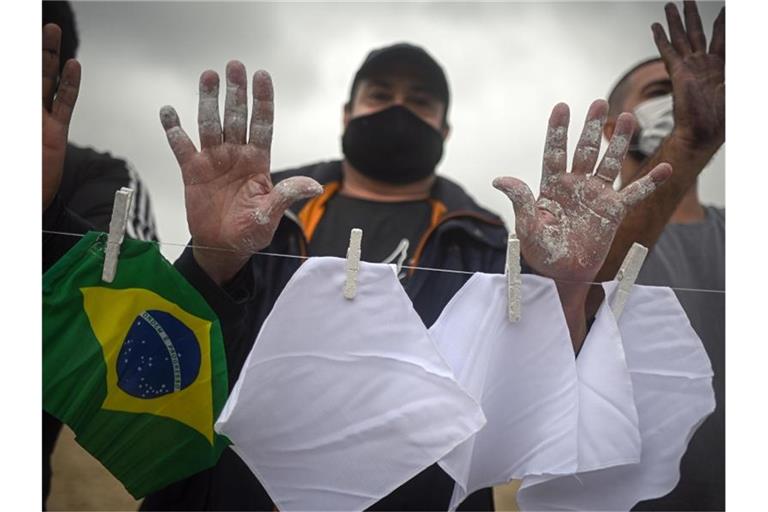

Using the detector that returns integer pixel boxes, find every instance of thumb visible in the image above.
[262,176,324,224]
[492,176,536,237]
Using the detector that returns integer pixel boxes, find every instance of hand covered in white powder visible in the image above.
[160,61,323,285]
[653,1,725,153]
[493,100,672,285]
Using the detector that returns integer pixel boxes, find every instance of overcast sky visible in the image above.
[67,1,725,261]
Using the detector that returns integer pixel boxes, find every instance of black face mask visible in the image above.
[342,105,444,185]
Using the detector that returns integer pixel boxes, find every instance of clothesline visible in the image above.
[42,229,726,295]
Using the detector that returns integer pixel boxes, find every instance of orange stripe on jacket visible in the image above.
[297,181,341,242]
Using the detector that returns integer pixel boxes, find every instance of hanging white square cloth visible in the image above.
[517,282,715,511]
[215,257,486,511]
[430,273,641,510]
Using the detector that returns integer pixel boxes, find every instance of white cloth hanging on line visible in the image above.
[430,273,642,510]
[214,257,486,512]
[516,282,715,511]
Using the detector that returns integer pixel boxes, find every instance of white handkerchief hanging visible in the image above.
[431,274,641,510]
[431,273,579,510]
[215,257,486,511]
[517,282,715,511]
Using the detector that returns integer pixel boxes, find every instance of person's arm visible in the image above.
[42,23,84,271]
[494,100,671,352]
[597,1,725,281]
[159,61,323,286]
[65,149,160,242]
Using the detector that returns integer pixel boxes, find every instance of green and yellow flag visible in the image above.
[43,232,229,498]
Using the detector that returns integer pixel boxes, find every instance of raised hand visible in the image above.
[653,1,724,152]
[43,23,81,212]
[160,61,323,285]
[494,100,671,337]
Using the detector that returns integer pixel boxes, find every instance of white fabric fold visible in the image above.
[517,282,715,511]
[431,273,582,510]
[215,257,486,512]
[432,275,642,510]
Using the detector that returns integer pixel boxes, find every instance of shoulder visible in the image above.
[706,205,725,223]
[64,143,129,173]
[431,175,504,222]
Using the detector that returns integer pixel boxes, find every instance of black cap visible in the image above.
[349,43,450,112]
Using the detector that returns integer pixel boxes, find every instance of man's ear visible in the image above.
[343,102,351,129]
[603,118,615,141]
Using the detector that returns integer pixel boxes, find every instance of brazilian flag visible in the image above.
[43,232,229,498]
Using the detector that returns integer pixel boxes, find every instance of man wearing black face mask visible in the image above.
[304,44,462,268]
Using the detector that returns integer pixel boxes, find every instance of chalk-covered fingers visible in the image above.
[619,163,673,208]
[492,177,537,238]
[258,177,324,227]
[249,70,274,153]
[571,100,607,175]
[541,103,570,185]
[198,71,222,149]
[664,2,691,56]
[224,61,248,144]
[683,1,707,53]
[709,7,725,59]
[160,106,197,170]
[595,112,634,184]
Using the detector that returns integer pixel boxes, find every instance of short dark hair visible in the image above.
[43,1,79,73]
[347,43,450,126]
[607,57,663,118]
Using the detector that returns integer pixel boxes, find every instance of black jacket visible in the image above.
[143,161,520,511]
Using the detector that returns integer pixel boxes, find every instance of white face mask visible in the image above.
[632,94,674,156]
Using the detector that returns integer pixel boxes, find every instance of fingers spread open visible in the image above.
[160,105,197,168]
[571,100,607,175]
[493,177,536,238]
[198,70,222,150]
[683,1,707,52]
[42,24,62,110]
[224,60,248,145]
[665,2,691,56]
[595,111,634,183]
[542,103,570,184]
[619,162,672,208]
[51,59,81,127]
[249,70,274,152]
[258,176,324,226]
[709,7,725,59]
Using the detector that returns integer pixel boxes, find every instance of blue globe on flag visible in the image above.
[117,310,201,399]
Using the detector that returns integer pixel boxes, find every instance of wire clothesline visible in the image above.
[42,229,725,295]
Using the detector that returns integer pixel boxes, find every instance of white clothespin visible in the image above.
[343,228,363,299]
[102,187,135,283]
[382,238,410,279]
[610,242,648,319]
[506,233,522,322]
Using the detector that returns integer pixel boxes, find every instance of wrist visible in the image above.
[667,128,722,161]
[192,246,250,286]
[555,280,591,353]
